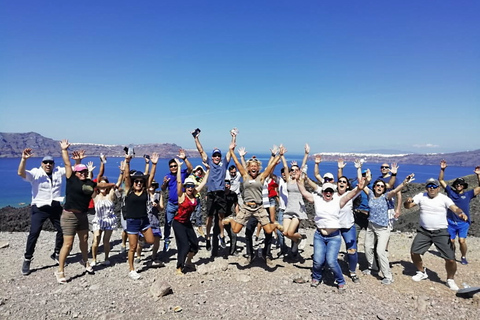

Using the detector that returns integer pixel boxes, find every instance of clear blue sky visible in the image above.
[1,1,479,154]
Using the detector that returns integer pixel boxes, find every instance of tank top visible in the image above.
[124,191,148,219]
[174,197,197,223]
[242,176,263,203]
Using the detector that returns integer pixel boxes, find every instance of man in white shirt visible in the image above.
[18,148,66,275]
[404,178,467,291]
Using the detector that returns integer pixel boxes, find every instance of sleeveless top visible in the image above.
[284,181,307,219]
[242,176,263,204]
[174,197,197,224]
[124,191,148,219]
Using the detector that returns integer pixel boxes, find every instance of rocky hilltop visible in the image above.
[0,132,197,159]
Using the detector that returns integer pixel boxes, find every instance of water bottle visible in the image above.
[100,153,107,164]
[127,145,135,157]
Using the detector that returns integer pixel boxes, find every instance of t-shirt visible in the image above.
[206,156,229,192]
[367,190,389,227]
[225,191,238,217]
[336,190,359,228]
[412,192,455,230]
[64,175,96,212]
[226,171,242,195]
[165,168,189,205]
[313,195,341,229]
[445,185,475,224]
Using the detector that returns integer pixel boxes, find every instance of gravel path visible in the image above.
[1,229,479,319]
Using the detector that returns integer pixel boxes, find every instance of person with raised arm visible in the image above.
[222,143,284,262]
[361,168,414,285]
[18,148,66,276]
[55,140,113,284]
[297,169,366,291]
[404,178,468,291]
[438,160,480,265]
[122,152,159,280]
[193,128,236,257]
[172,158,209,275]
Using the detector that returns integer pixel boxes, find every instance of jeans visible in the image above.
[312,230,345,285]
[25,203,63,260]
[365,221,392,280]
[340,225,358,274]
[164,202,178,241]
[276,209,287,254]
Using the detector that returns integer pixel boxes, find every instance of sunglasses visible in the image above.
[134,180,144,184]
[324,178,334,182]
[212,154,221,158]
[42,161,54,165]
[169,165,178,168]
[381,166,390,169]
[323,189,334,193]
[338,180,348,184]
[426,184,439,189]
[375,184,385,188]
[184,184,195,189]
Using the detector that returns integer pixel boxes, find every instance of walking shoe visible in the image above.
[381,278,394,285]
[151,260,165,268]
[337,284,346,293]
[461,257,468,265]
[128,270,141,280]
[412,268,428,282]
[362,269,371,276]
[310,279,321,288]
[218,235,226,249]
[350,273,360,283]
[446,279,459,291]
[50,252,59,265]
[22,259,32,275]
[206,239,211,251]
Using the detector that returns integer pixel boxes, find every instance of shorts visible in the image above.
[448,221,470,239]
[206,190,227,217]
[411,227,455,260]
[126,217,151,235]
[268,197,276,207]
[283,212,302,220]
[234,204,270,226]
[61,210,89,236]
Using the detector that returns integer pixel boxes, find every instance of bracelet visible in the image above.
[391,173,397,176]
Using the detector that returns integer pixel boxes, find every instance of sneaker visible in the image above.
[135,257,141,264]
[381,278,394,285]
[128,270,141,280]
[337,284,346,292]
[350,273,360,283]
[446,279,459,291]
[412,269,428,282]
[461,257,468,265]
[50,253,59,265]
[218,235,226,249]
[310,279,321,288]
[90,260,97,267]
[206,239,211,251]
[362,269,371,276]
[22,259,31,275]
[151,260,165,268]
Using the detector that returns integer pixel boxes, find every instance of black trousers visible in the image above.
[25,202,63,260]
[172,220,198,269]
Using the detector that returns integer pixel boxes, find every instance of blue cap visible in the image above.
[212,148,222,156]
[42,156,54,162]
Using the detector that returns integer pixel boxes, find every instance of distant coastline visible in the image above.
[1,131,479,166]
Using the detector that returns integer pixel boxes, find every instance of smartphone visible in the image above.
[192,128,201,138]
[144,154,150,160]
[123,147,129,154]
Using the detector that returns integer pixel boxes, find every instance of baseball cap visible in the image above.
[212,148,222,157]
[73,164,88,172]
[322,182,337,192]
[42,156,54,162]
[323,172,335,180]
[425,178,439,187]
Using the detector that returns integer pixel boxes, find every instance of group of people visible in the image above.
[18,131,480,291]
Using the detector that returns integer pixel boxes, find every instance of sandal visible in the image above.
[80,259,95,274]
[55,271,67,284]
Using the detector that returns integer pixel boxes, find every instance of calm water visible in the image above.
[1,156,475,208]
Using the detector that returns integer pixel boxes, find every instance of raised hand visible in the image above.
[87,161,95,172]
[174,158,183,167]
[474,166,480,175]
[440,160,448,170]
[304,143,310,154]
[78,150,86,160]
[270,144,279,155]
[290,160,298,167]
[338,158,346,169]
[354,159,362,169]
[150,152,159,164]
[404,173,415,184]
[60,139,70,150]
[177,149,187,160]
[390,163,399,175]
[238,147,247,157]
[100,153,107,163]
[22,148,34,160]
[314,154,322,164]
[279,145,286,156]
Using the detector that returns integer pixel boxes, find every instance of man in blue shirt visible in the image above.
[193,129,236,257]
[439,160,480,265]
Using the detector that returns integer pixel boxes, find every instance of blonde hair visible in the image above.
[246,158,263,172]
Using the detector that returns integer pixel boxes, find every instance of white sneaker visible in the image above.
[129,270,141,280]
[412,269,428,282]
[446,279,459,291]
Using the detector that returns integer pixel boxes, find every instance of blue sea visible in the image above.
[1,155,475,208]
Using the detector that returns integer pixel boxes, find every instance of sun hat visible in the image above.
[193,165,205,173]
[452,178,468,189]
[183,177,196,186]
[73,164,88,172]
